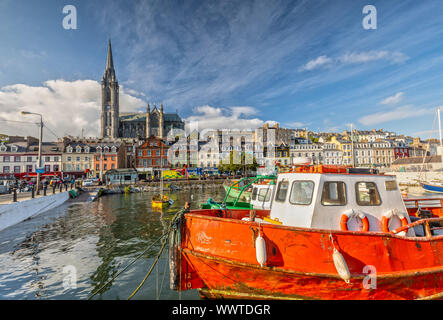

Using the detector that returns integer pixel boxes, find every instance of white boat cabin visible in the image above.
[250,183,276,210]
[268,166,415,236]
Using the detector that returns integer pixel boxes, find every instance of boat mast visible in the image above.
[439,107,443,172]
[438,107,442,147]
[351,124,355,168]
[160,142,163,197]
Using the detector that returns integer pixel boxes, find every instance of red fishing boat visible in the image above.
[169,165,443,300]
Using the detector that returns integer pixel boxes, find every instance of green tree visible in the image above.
[218,151,258,175]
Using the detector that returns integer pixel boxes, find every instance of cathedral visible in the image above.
[100,40,185,140]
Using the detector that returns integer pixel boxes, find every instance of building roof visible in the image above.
[105,168,137,175]
[0,141,63,154]
[119,112,183,122]
[392,155,442,165]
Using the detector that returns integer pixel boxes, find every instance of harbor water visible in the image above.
[0,184,436,300]
[0,187,226,300]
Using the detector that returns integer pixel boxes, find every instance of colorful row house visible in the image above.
[62,138,126,178]
[135,135,171,178]
[0,137,63,179]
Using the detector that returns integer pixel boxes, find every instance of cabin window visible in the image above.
[321,182,347,206]
[258,188,272,202]
[356,182,381,206]
[252,187,258,201]
[289,181,314,205]
[275,180,289,202]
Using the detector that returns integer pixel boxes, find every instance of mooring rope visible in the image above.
[88,206,186,300]
[87,233,166,300]
[127,207,186,300]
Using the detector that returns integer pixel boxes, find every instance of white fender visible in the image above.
[332,248,350,283]
[255,235,267,267]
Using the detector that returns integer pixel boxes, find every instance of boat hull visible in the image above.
[176,210,443,300]
[421,182,443,193]
[152,201,169,208]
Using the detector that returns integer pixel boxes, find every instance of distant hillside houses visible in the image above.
[0,125,437,178]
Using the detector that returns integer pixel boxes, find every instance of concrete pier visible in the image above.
[0,191,70,232]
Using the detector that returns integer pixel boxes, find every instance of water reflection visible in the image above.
[0,184,435,300]
[0,187,225,300]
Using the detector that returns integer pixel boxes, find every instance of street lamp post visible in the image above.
[21,111,43,194]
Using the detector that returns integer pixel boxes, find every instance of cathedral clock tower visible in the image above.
[100,40,119,139]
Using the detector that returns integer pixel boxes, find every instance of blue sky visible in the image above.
[1,0,443,139]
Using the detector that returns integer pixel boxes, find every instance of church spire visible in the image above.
[106,39,114,70]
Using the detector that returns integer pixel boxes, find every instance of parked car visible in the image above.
[82,179,94,186]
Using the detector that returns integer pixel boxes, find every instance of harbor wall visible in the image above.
[385,171,442,186]
[0,192,70,232]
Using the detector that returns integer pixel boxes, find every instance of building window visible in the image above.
[44,165,50,172]
[45,156,50,162]
[14,166,20,173]
[14,156,21,162]
[3,166,10,173]
[4,156,9,162]
[54,165,59,172]
[111,164,115,169]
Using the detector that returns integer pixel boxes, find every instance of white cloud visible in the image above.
[185,105,264,131]
[0,79,145,140]
[299,56,332,71]
[380,92,404,105]
[300,51,409,72]
[284,121,308,128]
[358,105,433,126]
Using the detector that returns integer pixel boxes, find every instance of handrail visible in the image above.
[392,217,443,238]
[223,175,277,206]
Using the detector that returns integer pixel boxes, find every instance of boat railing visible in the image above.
[224,175,276,206]
[392,217,443,238]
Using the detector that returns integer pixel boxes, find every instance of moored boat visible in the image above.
[200,176,276,210]
[223,179,253,201]
[421,182,443,194]
[152,194,172,208]
[170,165,443,300]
